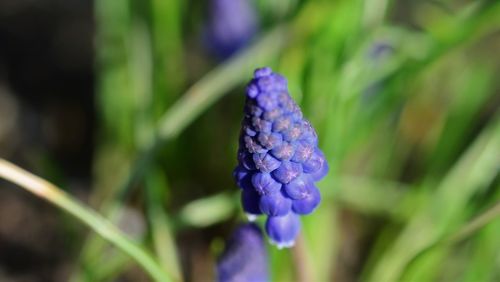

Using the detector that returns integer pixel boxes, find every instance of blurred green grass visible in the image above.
[77,0,500,281]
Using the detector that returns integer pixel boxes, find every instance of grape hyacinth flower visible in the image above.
[363,41,394,100]
[233,67,329,248]
[217,223,269,282]
[205,0,259,59]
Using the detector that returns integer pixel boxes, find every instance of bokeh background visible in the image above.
[0,0,499,281]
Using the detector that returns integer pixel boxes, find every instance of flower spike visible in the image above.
[234,67,329,247]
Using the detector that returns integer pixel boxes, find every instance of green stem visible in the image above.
[0,159,171,282]
[404,200,500,274]
[145,168,182,282]
[446,201,500,244]
[423,200,500,251]
[291,234,314,282]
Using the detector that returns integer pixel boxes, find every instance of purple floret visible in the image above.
[265,212,301,249]
[241,188,262,216]
[217,223,269,282]
[251,172,282,195]
[234,67,329,247]
[284,175,313,200]
[205,0,259,59]
[291,185,321,215]
[259,191,292,217]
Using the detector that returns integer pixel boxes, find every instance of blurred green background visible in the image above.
[0,0,499,281]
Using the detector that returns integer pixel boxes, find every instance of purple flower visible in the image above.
[291,185,321,215]
[259,191,292,216]
[241,188,262,216]
[217,224,269,282]
[363,41,394,100]
[233,67,329,247]
[265,212,301,249]
[205,0,259,59]
[251,172,282,195]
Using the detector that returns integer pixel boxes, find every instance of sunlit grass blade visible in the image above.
[461,191,500,282]
[367,113,500,282]
[0,159,172,282]
[145,167,182,282]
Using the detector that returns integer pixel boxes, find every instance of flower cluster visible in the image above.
[217,224,269,282]
[233,67,328,248]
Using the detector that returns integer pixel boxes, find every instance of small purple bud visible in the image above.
[262,108,282,121]
[257,76,275,93]
[299,120,318,145]
[282,123,302,142]
[270,142,295,161]
[284,175,313,200]
[280,99,296,114]
[292,186,321,214]
[265,212,300,248]
[243,124,256,137]
[272,115,293,133]
[251,172,282,195]
[247,103,263,117]
[310,155,329,181]
[271,74,287,91]
[254,67,272,78]
[253,153,281,173]
[290,105,303,121]
[272,161,302,184]
[252,116,272,133]
[246,83,259,98]
[363,42,394,100]
[277,91,290,105]
[257,132,283,150]
[217,223,269,282]
[368,41,394,61]
[205,0,259,59]
[291,141,314,163]
[259,191,292,216]
[233,165,253,190]
[256,92,278,111]
[238,150,255,170]
[303,149,326,173]
[244,136,266,154]
[241,188,262,215]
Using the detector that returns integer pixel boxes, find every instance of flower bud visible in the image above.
[234,67,329,247]
[217,224,269,282]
